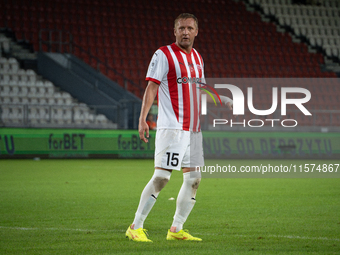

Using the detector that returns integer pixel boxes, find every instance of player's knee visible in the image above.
[152,169,171,193]
[191,178,201,190]
[153,176,170,192]
[187,171,201,190]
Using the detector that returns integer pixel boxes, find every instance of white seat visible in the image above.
[47,97,56,105]
[0,62,9,73]
[316,37,322,46]
[8,58,19,73]
[26,79,35,87]
[8,106,23,124]
[20,97,29,104]
[35,81,44,87]
[38,97,48,105]
[86,112,95,124]
[63,109,73,124]
[74,107,87,124]
[309,37,316,46]
[0,74,10,84]
[29,97,39,105]
[96,114,108,124]
[9,84,19,96]
[39,107,50,123]
[36,87,46,97]
[1,96,12,104]
[61,92,73,105]
[9,79,18,86]
[278,16,285,26]
[51,107,64,124]
[1,84,10,96]
[28,106,41,124]
[10,73,20,82]
[44,81,53,87]
[18,80,27,87]
[54,92,65,105]
[0,58,7,65]
[0,35,10,54]
[18,69,28,82]
[0,58,9,72]
[325,47,332,57]
[306,27,314,36]
[331,48,338,57]
[0,106,10,122]
[45,86,55,97]
[27,86,37,98]
[26,70,36,83]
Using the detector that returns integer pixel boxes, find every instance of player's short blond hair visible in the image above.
[174,13,198,29]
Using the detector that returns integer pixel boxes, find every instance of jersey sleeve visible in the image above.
[146,49,168,85]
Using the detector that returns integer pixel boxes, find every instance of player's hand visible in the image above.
[220,96,233,110]
[226,101,233,110]
[139,120,149,143]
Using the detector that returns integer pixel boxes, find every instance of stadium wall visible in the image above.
[0,128,339,159]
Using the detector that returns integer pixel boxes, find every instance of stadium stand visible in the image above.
[0,50,115,128]
[0,0,339,128]
[246,0,340,69]
[1,0,337,80]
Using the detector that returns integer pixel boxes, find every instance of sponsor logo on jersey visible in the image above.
[176,77,202,84]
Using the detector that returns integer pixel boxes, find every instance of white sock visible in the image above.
[132,169,171,229]
[171,171,201,232]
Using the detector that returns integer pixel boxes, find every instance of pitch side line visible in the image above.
[196,233,340,242]
[234,234,340,242]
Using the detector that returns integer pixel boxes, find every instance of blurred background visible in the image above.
[0,0,339,158]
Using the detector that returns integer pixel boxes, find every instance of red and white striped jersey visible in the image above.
[146,43,205,132]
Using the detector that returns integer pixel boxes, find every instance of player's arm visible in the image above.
[139,81,159,143]
[202,93,233,110]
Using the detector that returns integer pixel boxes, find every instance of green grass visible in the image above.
[0,159,339,254]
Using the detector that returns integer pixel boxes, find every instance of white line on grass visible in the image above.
[270,234,340,241]
[233,234,340,242]
[1,226,339,242]
[195,232,340,242]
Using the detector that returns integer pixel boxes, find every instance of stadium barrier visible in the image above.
[0,128,339,159]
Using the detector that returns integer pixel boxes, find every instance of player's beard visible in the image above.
[179,38,194,50]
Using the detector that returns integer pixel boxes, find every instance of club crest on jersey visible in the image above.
[177,77,202,84]
[196,64,203,71]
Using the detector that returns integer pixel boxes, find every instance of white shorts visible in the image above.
[154,129,204,171]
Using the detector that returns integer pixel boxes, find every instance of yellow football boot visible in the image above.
[166,229,202,241]
[126,225,152,242]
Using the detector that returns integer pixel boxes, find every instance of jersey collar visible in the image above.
[171,43,193,55]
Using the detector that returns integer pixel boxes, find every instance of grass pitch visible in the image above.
[0,159,339,254]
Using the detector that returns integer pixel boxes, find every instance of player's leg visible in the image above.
[167,131,203,241]
[127,129,181,242]
[126,168,171,242]
[167,169,202,241]
[132,168,172,229]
